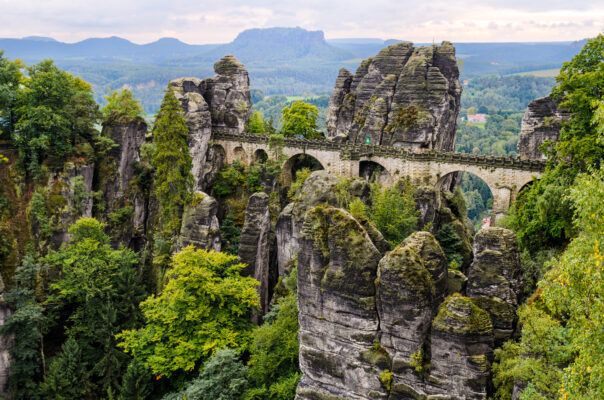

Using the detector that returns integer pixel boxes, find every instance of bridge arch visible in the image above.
[436,171,495,227]
[253,148,268,163]
[232,146,248,164]
[359,160,393,185]
[282,153,324,186]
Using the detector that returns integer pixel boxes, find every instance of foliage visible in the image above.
[117,246,259,378]
[493,167,604,399]
[349,197,367,220]
[456,112,523,157]
[379,370,393,391]
[367,179,418,247]
[435,223,463,268]
[119,359,153,400]
[0,254,45,400]
[247,110,266,134]
[287,167,311,200]
[13,60,101,175]
[244,267,300,400]
[280,100,321,139]
[39,337,92,399]
[102,88,144,121]
[44,218,145,396]
[162,348,249,400]
[0,50,23,138]
[219,212,242,256]
[214,159,246,198]
[550,34,604,171]
[254,94,329,131]
[152,87,193,233]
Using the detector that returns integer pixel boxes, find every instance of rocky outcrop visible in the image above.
[176,192,221,252]
[238,192,272,317]
[326,41,461,150]
[517,96,569,160]
[296,206,386,400]
[46,161,95,248]
[467,227,523,344]
[99,118,148,247]
[275,171,340,275]
[170,55,252,191]
[429,294,494,400]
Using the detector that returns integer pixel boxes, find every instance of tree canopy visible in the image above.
[102,88,144,121]
[117,246,259,378]
[280,100,321,139]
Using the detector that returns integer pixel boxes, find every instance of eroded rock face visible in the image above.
[100,118,148,247]
[238,192,272,316]
[429,294,494,400]
[46,162,95,248]
[176,192,221,252]
[326,41,461,150]
[467,227,523,344]
[275,171,340,275]
[296,206,386,400]
[518,96,569,160]
[170,55,252,191]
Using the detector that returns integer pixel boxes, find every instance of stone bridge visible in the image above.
[210,132,546,222]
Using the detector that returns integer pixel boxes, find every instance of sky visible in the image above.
[0,0,602,44]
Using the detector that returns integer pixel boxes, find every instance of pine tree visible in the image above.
[0,254,44,400]
[119,359,152,400]
[152,87,193,234]
[39,337,91,399]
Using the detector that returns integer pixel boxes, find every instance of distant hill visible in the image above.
[0,28,587,113]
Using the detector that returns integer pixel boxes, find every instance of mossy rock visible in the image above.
[360,346,391,369]
[432,294,492,336]
[447,269,467,295]
[214,54,245,75]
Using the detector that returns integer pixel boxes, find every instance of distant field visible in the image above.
[509,69,560,77]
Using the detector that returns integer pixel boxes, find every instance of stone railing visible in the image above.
[211,132,547,172]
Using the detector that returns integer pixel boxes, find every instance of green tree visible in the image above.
[247,110,266,134]
[0,254,44,400]
[245,268,300,400]
[0,50,23,137]
[162,348,250,400]
[551,34,604,171]
[102,88,144,121]
[280,101,321,139]
[152,87,193,233]
[39,337,91,400]
[367,179,418,247]
[44,218,144,395]
[119,359,153,400]
[493,167,604,399]
[117,246,259,379]
[13,60,100,175]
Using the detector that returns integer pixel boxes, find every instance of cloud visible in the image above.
[0,0,601,43]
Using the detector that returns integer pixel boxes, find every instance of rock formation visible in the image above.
[238,192,272,316]
[296,206,386,400]
[99,118,148,247]
[326,41,461,150]
[46,161,95,248]
[170,55,252,191]
[295,211,496,399]
[467,227,523,344]
[0,275,11,397]
[176,192,221,252]
[517,96,569,160]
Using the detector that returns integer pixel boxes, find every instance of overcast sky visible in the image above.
[0,0,602,44]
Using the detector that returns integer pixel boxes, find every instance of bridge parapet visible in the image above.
[210,132,546,172]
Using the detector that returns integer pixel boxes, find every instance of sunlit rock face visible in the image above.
[326,41,461,150]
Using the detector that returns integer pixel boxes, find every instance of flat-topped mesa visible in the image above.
[170,54,252,190]
[326,41,461,150]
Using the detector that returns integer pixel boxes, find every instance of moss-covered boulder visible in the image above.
[175,192,221,252]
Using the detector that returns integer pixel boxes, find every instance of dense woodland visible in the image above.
[0,34,602,400]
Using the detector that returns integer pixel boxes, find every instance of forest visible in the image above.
[0,33,602,400]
